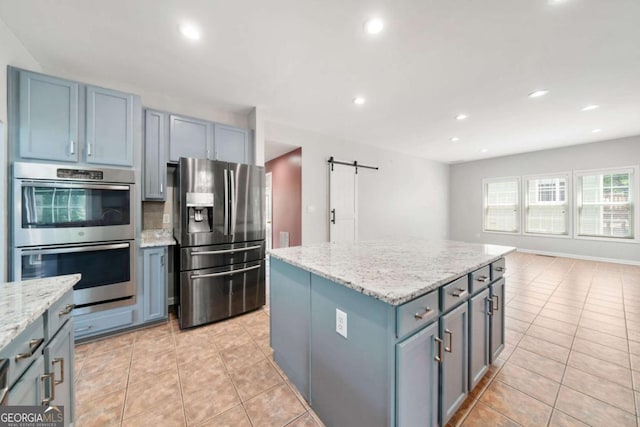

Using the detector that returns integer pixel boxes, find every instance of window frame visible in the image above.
[573,165,639,242]
[522,172,572,238]
[482,176,522,235]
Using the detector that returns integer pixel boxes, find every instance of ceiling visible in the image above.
[1,0,638,163]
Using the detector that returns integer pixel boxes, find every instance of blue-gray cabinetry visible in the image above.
[169,114,213,162]
[85,86,134,166]
[142,247,168,322]
[215,123,252,163]
[468,287,490,389]
[7,356,45,405]
[440,302,469,424]
[490,278,505,362]
[143,109,167,200]
[18,71,79,162]
[43,320,74,423]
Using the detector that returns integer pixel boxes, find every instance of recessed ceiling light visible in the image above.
[480,148,489,153]
[528,90,549,98]
[455,114,468,121]
[581,104,600,111]
[353,96,366,105]
[450,137,460,142]
[364,18,384,35]
[592,128,602,133]
[179,23,201,41]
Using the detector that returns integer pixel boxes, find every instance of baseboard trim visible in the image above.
[516,248,640,266]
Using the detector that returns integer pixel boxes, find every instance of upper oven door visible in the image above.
[14,179,134,246]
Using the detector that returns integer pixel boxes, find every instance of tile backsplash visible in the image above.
[142,168,175,230]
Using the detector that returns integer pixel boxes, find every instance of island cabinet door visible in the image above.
[468,288,491,390]
[490,278,506,362]
[440,303,469,426]
[396,321,440,427]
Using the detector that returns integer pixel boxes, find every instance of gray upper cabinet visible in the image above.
[18,71,79,162]
[169,114,213,162]
[85,86,134,166]
[440,302,469,426]
[396,320,440,427]
[144,110,167,200]
[215,123,252,164]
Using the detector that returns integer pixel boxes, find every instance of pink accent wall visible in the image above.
[266,148,302,248]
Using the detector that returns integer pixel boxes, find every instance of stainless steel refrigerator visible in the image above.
[174,157,266,329]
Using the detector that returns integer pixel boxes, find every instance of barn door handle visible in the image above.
[331,209,336,224]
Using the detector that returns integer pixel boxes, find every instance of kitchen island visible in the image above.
[269,240,515,427]
[0,274,79,425]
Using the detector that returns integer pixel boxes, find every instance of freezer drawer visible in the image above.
[180,240,265,271]
[179,260,265,329]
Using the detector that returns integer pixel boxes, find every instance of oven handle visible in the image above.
[190,264,261,280]
[20,243,130,256]
[19,180,130,191]
[191,245,262,256]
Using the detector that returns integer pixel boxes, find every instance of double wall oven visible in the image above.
[12,162,136,314]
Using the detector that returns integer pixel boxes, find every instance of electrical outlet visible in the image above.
[163,213,171,224]
[336,308,347,339]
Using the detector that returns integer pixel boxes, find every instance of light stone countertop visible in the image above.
[0,274,80,351]
[140,229,176,248]
[269,240,516,306]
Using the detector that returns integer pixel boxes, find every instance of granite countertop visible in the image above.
[140,229,176,247]
[269,240,515,306]
[0,274,81,351]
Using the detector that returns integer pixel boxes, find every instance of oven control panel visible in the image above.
[57,168,104,180]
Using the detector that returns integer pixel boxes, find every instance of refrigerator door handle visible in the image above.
[190,264,261,280]
[223,169,229,236]
[230,169,236,236]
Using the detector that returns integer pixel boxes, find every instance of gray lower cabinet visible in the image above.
[144,109,167,200]
[43,320,74,424]
[169,114,213,162]
[396,321,440,427]
[468,288,490,389]
[7,356,45,405]
[215,123,252,163]
[440,302,469,425]
[85,85,134,166]
[490,278,506,362]
[142,247,168,322]
[18,71,79,162]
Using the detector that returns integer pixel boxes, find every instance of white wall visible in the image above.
[265,121,450,244]
[450,135,640,264]
[0,17,41,280]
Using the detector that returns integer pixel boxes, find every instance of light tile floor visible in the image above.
[74,253,640,427]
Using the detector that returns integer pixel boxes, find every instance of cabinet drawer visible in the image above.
[397,290,439,339]
[441,276,469,313]
[74,309,134,338]
[0,316,45,387]
[491,258,506,281]
[469,265,491,295]
[45,290,74,341]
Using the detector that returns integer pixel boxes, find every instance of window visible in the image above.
[524,174,569,235]
[483,178,520,233]
[576,168,635,239]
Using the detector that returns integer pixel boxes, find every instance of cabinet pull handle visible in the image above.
[161,255,165,266]
[52,358,64,385]
[330,209,336,224]
[492,295,500,311]
[160,183,163,193]
[434,337,444,363]
[487,297,494,316]
[15,338,44,361]
[476,275,489,283]
[69,140,75,156]
[414,307,433,320]
[58,304,75,317]
[444,329,453,353]
[87,142,92,156]
[494,266,505,272]
[0,387,8,406]
[75,326,93,333]
[452,288,467,298]
[40,373,55,405]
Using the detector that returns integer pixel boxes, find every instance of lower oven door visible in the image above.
[179,260,265,329]
[15,241,135,314]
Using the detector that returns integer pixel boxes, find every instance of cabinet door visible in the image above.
[143,247,168,322]
[8,355,44,405]
[169,114,213,162]
[469,288,490,390]
[86,86,134,166]
[19,71,79,162]
[144,110,167,200]
[43,319,74,426]
[396,321,440,427]
[215,123,251,164]
[490,278,506,362]
[440,302,469,426]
